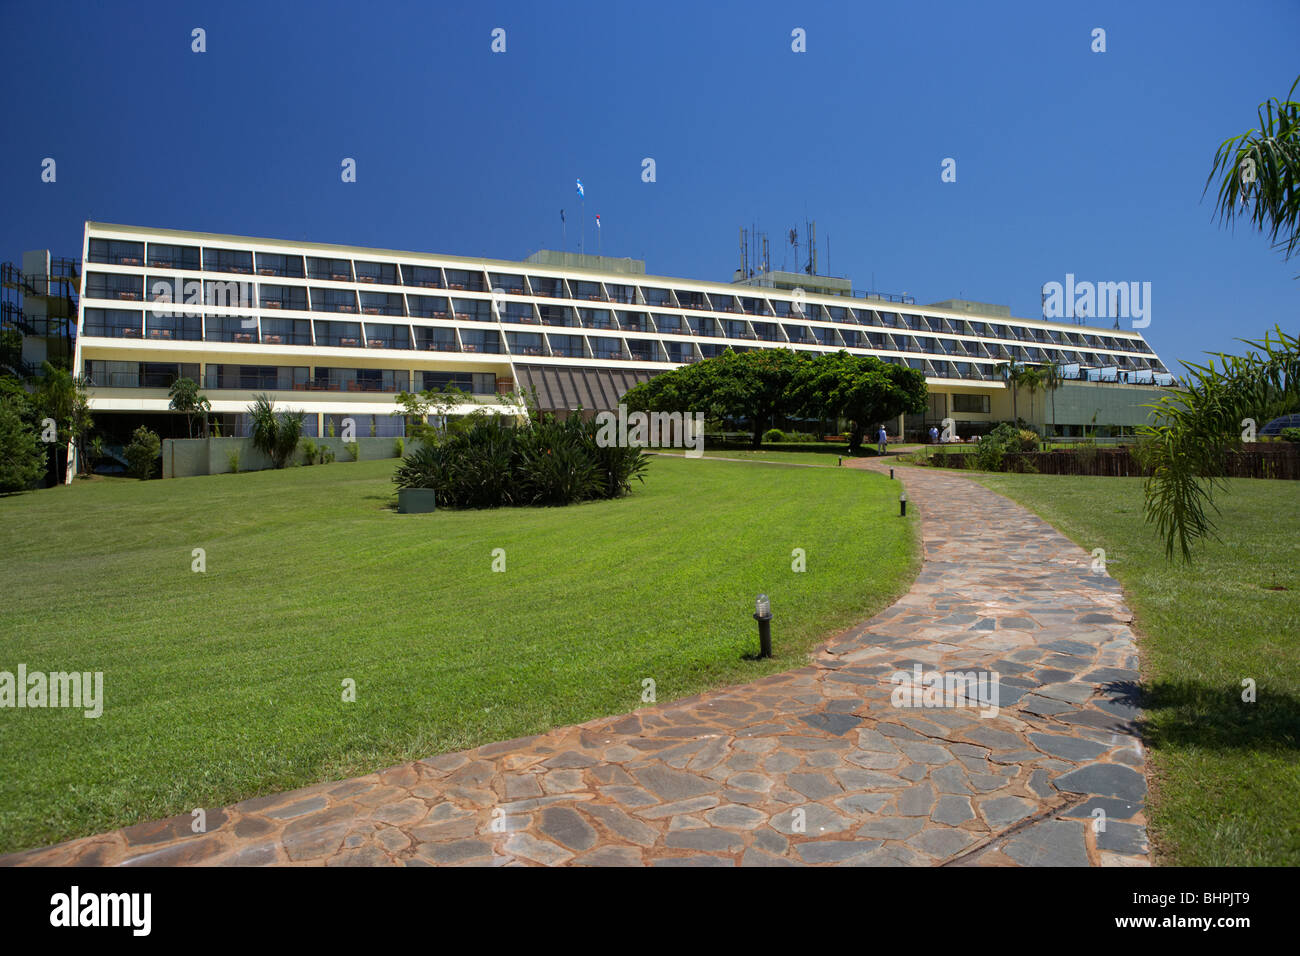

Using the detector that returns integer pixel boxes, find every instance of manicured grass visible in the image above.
[0,455,918,854]
[655,441,873,467]
[968,471,1300,866]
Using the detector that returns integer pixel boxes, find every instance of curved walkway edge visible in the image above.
[1,460,1149,867]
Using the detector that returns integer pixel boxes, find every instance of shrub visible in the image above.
[227,449,240,474]
[124,426,160,480]
[394,412,648,509]
[790,431,818,442]
[0,402,46,493]
[301,439,318,465]
[763,428,787,443]
[345,441,360,462]
[248,394,305,469]
[1281,427,1300,443]
[319,444,335,464]
[394,437,404,457]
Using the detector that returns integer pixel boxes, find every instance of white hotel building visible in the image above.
[73,222,1173,442]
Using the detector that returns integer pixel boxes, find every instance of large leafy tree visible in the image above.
[0,401,46,492]
[997,359,1025,423]
[1140,326,1298,561]
[248,394,306,469]
[623,348,807,448]
[1206,76,1300,265]
[791,351,928,454]
[34,362,93,478]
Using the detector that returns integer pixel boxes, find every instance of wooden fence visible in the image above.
[927,443,1300,480]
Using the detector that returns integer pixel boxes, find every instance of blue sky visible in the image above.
[3,0,1297,370]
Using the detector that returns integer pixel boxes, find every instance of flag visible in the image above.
[595,214,601,229]
[576,179,584,199]
[560,209,565,223]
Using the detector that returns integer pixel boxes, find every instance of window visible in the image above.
[547,334,584,358]
[360,292,405,316]
[443,268,484,292]
[452,298,493,322]
[407,295,449,318]
[677,290,708,310]
[84,360,199,388]
[640,286,674,307]
[145,311,201,341]
[581,309,614,329]
[82,308,142,337]
[354,261,398,285]
[571,280,603,301]
[590,336,623,359]
[206,315,260,343]
[307,257,354,281]
[203,278,256,309]
[664,341,692,362]
[255,252,305,278]
[605,283,636,304]
[626,339,659,361]
[147,242,201,270]
[488,272,526,295]
[506,331,545,356]
[402,264,443,288]
[413,326,458,351]
[260,318,311,345]
[708,292,735,312]
[88,239,143,265]
[619,312,651,333]
[499,301,535,323]
[203,248,254,274]
[420,371,496,394]
[538,304,575,326]
[260,284,308,311]
[458,329,502,353]
[362,323,410,349]
[653,313,681,333]
[312,368,409,392]
[313,320,363,347]
[528,275,565,299]
[205,365,308,390]
[311,288,358,313]
[86,272,143,301]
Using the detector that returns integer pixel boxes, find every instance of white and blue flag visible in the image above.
[576,179,584,199]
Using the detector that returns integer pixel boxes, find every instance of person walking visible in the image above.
[877,425,888,455]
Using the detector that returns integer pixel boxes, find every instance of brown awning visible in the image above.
[513,364,659,414]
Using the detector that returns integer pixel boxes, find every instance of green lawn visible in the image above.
[0,455,918,855]
[969,471,1300,866]
[654,440,873,467]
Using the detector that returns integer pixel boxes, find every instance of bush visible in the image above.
[248,394,304,469]
[763,428,787,443]
[1281,427,1300,443]
[0,402,46,493]
[790,431,818,442]
[124,426,160,480]
[227,449,240,474]
[394,437,404,457]
[345,441,360,462]
[301,439,318,465]
[394,412,649,508]
[318,444,335,464]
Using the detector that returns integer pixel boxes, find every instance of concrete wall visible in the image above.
[161,436,409,478]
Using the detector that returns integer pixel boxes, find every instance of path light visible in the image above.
[899,491,907,517]
[754,593,772,659]
[890,467,894,479]
[838,457,842,467]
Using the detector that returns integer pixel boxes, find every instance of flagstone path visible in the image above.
[1,460,1149,867]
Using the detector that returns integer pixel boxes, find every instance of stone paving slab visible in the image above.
[0,460,1149,867]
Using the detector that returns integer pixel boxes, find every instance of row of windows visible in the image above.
[83,360,500,396]
[85,242,1156,354]
[80,307,1168,373]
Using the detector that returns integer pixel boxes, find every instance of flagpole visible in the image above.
[580,198,584,256]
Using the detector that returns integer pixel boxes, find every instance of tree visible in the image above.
[168,377,211,439]
[1020,366,1043,433]
[623,348,807,448]
[1140,326,1298,561]
[124,426,161,480]
[248,394,306,469]
[997,359,1025,423]
[791,352,928,454]
[1206,76,1300,266]
[1042,363,1064,436]
[34,362,93,478]
[0,401,46,492]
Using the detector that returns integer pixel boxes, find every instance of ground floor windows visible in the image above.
[952,393,991,413]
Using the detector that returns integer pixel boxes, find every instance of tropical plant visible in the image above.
[1140,326,1299,560]
[1020,366,1043,433]
[1042,363,1064,436]
[247,394,305,469]
[34,362,93,477]
[227,448,240,474]
[1205,76,1300,266]
[167,377,211,438]
[997,359,1025,423]
[301,438,318,465]
[0,401,46,492]
[345,442,360,462]
[124,426,160,480]
[790,351,928,454]
[763,428,787,443]
[394,437,404,457]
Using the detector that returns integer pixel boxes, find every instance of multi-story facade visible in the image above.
[73,222,1174,445]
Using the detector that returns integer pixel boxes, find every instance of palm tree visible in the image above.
[1206,76,1300,265]
[1042,363,1064,438]
[997,359,1025,423]
[1020,366,1043,433]
[168,377,211,439]
[248,394,305,469]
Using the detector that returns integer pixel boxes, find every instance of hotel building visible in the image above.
[73,222,1174,444]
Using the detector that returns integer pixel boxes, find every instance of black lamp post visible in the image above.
[899,492,907,517]
[754,593,772,658]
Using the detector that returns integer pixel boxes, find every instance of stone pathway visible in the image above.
[1,461,1149,867]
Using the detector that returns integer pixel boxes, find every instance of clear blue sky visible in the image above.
[4,0,1297,371]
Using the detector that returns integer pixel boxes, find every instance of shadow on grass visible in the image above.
[1118,679,1300,752]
